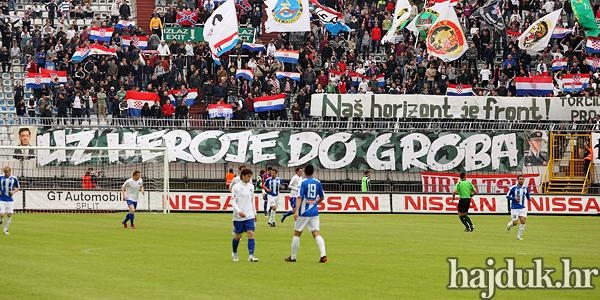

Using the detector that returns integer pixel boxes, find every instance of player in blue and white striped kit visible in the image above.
[285,164,327,263]
[264,169,281,227]
[0,166,20,235]
[506,175,531,240]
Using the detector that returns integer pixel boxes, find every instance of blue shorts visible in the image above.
[289,196,297,208]
[233,219,256,234]
[126,200,138,209]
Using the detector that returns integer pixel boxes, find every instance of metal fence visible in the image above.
[5,116,600,132]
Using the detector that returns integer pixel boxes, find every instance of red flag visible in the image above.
[176,11,199,27]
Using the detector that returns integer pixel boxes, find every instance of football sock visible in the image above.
[263,200,268,214]
[459,216,468,228]
[269,209,275,224]
[232,238,240,253]
[123,213,130,224]
[248,238,255,256]
[465,216,473,228]
[517,224,525,238]
[291,236,300,259]
[3,216,11,232]
[283,210,293,218]
[315,235,326,257]
[130,213,135,226]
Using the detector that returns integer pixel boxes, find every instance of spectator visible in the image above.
[150,13,163,39]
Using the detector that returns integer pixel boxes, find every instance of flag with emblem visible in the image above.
[381,0,412,44]
[176,11,199,27]
[274,50,300,64]
[562,74,590,93]
[208,103,233,118]
[24,72,51,89]
[311,0,351,36]
[518,9,562,54]
[506,30,521,42]
[204,0,239,59]
[571,0,600,37]
[39,68,67,84]
[515,76,554,96]
[89,27,115,42]
[253,93,286,112]
[349,72,364,86]
[584,57,600,71]
[168,88,198,107]
[473,0,505,33]
[426,4,468,62]
[585,37,600,53]
[446,83,474,96]
[122,35,148,49]
[115,20,136,30]
[242,42,266,52]
[125,91,160,117]
[275,71,301,82]
[265,0,311,33]
[551,58,568,71]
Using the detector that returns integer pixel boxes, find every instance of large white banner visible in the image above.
[392,194,600,214]
[310,94,600,121]
[151,192,391,213]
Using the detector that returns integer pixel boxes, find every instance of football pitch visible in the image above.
[2,213,599,300]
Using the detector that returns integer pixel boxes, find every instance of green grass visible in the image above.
[2,213,599,300]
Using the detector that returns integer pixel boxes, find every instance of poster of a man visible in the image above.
[13,127,37,160]
[523,131,549,166]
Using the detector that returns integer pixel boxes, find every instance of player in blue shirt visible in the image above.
[284,164,327,263]
[506,175,531,240]
[0,166,20,235]
[264,169,281,227]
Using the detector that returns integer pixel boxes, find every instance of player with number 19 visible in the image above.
[285,164,327,263]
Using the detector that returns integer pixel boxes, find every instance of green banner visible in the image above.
[34,128,541,172]
[163,26,255,43]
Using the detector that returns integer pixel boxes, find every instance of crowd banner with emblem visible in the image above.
[265,0,311,33]
[473,0,505,33]
[426,4,467,62]
[310,93,600,121]
[518,9,562,54]
[406,2,446,39]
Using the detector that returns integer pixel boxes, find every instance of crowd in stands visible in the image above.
[2,0,600,125]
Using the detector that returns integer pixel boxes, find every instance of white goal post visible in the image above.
[0,145,170,213]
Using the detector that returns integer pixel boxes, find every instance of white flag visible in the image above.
[406,2,447,38]
[265,0,311,33]
[203,0,240,57]
[381,0,412,44]
[518,9,562,54]
[426,5,467,62]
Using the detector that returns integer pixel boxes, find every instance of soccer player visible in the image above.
[231,168,259,262]
[0,166,20,235]
[121,170,144,229]
[452,172,477,232]
[285,164,327,263]
[506,175,531,240]
[261,166,272,216]
[281,167,303,223]
[264,169,281,227]
[228,165,247,192]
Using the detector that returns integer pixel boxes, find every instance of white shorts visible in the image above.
[267,194,279,207]
[0,201,14,214]
[294,216,320,232]
[511,208,527,221]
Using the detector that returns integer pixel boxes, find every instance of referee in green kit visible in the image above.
[452,172,478,232]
